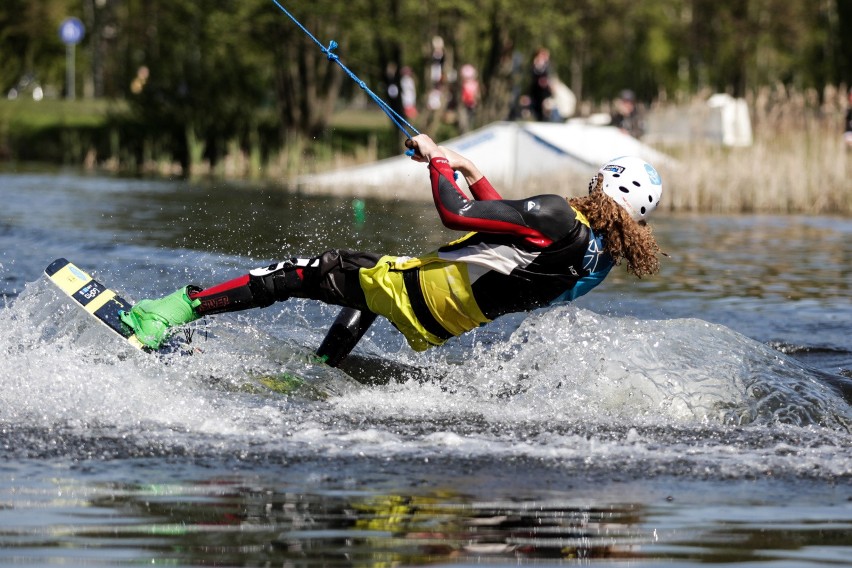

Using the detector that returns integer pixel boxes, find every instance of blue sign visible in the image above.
[59,17,85,45]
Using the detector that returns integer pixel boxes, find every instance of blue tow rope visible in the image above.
[269,1,420,155]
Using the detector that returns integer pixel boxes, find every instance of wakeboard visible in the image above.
[43,258,322,396]
[44,258,149,350]
[43,258,424,398]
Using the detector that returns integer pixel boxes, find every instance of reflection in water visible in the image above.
[4,473,849,567]
[0,476,653,565]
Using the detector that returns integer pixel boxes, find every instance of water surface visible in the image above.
[0,170,850,566]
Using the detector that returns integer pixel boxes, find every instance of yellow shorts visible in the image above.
[359,256,448,351]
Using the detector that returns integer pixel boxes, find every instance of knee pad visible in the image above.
[249,258,312,303]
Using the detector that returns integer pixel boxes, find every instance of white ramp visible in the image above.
[297,121,675,200]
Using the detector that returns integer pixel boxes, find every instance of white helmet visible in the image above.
[592,156,663,221]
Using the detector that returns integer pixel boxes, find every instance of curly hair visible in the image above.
[569,176,662,278]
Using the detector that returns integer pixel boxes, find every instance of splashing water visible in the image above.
[334,305,851,431]
[1,275,850,483]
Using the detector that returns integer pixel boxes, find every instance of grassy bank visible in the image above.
[0,98,400,177]
[0,99,127,163]
[0,98,125,132]
[1,91,849,215]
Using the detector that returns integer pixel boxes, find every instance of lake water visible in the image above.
[0,169,850,566]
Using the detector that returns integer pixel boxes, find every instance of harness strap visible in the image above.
[402,269,453,341]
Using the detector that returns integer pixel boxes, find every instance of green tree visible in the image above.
[0,0,71,96]
[126,0,268,171]
[3,0,852,171]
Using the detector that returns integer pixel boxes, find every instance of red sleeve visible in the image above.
[468,176,502,201]
[427,157,554,245]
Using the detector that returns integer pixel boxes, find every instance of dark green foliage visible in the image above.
[0,0,849,170]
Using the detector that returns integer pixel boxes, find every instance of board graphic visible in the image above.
[44,258,147,350]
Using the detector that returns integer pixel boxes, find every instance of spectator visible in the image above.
[425,37,448,125]
[430,36,446,87]
[529,48,552,122]
[400,66,418,119]
[844,87,852,150]
[611,89,644,138]
[384,62,404,120]
[459,64,480,132]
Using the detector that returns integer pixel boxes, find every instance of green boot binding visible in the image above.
[120,286,201,349]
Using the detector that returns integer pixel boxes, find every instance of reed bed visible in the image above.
[656,85,850,216]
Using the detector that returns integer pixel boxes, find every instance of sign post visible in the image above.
[59,17,85,100]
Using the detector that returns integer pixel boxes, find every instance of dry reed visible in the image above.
[655,84,850,215]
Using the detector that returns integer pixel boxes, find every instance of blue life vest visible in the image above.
[551,229,613,303]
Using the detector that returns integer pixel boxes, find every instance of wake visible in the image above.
[400,305,852,430]
[1,278,850,439]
